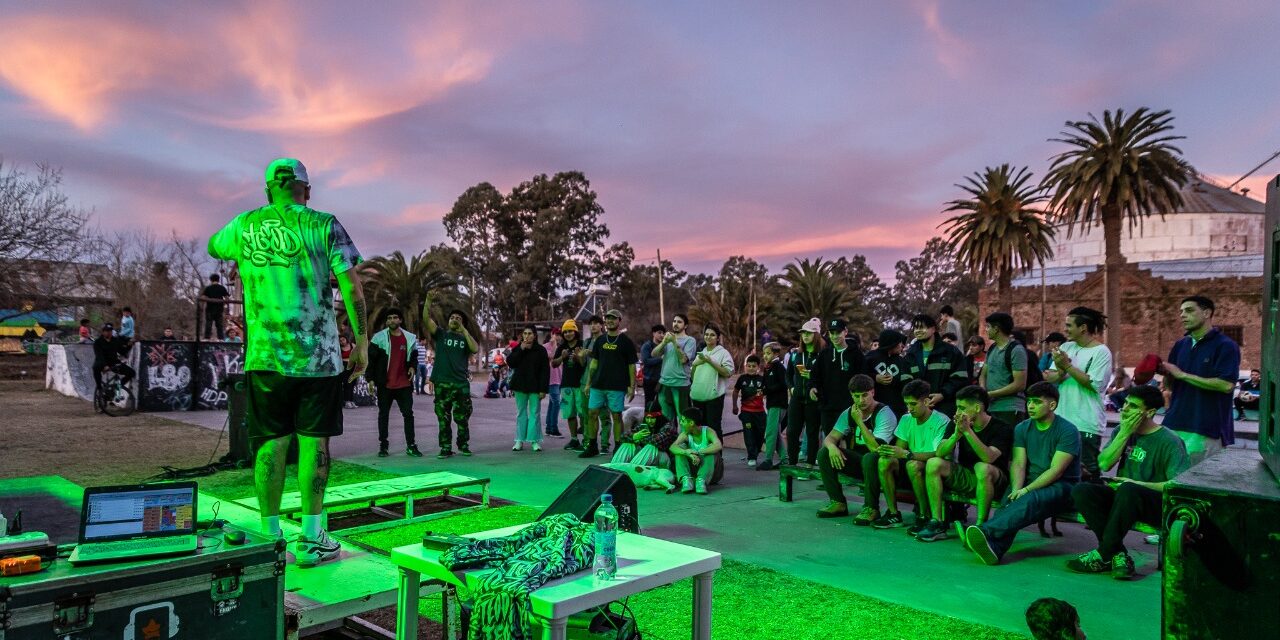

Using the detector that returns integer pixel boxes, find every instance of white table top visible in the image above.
[391,524,722,620]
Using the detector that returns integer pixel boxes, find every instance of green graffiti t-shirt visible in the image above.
[208,204,362,377]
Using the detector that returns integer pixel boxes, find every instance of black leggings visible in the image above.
[692,395,726,439]
[786,395,821,465]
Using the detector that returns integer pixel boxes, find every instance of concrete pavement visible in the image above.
[169,383,1194,639]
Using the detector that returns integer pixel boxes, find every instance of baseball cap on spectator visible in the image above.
[561,320,579,332]
[800,318,821,333]
[1134,353,1162,385]
[1042,332,1067,344]
[877,329,907,350]
[265,158,309,184]
[101,323,114,331]
[827,318,848,332]
[605,309,623,319]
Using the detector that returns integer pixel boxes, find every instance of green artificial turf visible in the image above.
[199,460,401,502]
[348,505,1026,640]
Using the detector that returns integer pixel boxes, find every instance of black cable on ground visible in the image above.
[142,410,236,482]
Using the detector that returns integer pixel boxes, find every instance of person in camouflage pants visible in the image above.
[423,294,479,458]
[435,382,472,452]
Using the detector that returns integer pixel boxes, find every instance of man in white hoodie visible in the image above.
[368,308,421,458]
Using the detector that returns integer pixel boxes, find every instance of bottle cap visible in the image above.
[601,494,612,502]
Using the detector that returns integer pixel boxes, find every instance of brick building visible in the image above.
[979,180,1264,370]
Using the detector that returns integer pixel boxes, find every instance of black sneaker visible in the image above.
[436,449,454,459]
[915,519,949,542]
[406,445,423,457]
[906,518,929,537]
[377,446,389,458]
[564,439,582,451]
[1111,551,1136,580]
[965,525,1000,565]
[600,442,611,454]
[756,460,776,471]
[1067,550,1108,574]
[577,442,600,459]
[871,512,904,529]
[459,446,472,457]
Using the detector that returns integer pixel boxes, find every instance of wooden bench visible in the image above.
[233,472,490,535]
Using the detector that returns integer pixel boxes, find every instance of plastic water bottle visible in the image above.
[593,494,618,581]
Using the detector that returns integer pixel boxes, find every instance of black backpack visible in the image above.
[988,340,1042,387]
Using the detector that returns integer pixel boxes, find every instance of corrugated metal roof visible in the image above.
[1176,180,1264,214]
[1011,254,1263,287]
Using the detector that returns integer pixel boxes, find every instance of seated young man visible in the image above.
[871,379,951,533]
[966,381,1080,565]
[1068,384,1190,579]
[670,407,723,495]
[916,385,1014,542]
[611,410,678,468]
[816,374,897,520]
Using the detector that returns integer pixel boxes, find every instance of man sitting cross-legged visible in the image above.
[816,374,898,521]
[1068,384,1190,579]
[915,385,1014,542]
[966,381,1081,565]
[871,379,951,534]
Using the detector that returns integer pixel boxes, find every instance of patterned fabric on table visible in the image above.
[439,514,597,640]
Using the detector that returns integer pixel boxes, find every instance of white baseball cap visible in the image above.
[264,158,309,184]
[800,317,821,333]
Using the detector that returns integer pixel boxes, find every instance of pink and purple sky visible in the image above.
[1,1,1277,278]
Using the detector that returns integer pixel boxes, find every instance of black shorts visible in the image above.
[246,371,344,445]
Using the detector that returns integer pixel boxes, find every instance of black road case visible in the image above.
[1163,448,1280,640]
[1,529,284,639]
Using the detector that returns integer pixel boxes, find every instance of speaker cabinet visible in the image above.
[541,465,640,533]
[1162,448,1280,639]
[1261,175,1280,478]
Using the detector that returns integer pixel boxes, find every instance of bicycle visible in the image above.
[95,367,136,417]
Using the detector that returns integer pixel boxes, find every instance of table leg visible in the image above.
[692,570,715,640]
[396,567,420,640]
[542,617,568,640]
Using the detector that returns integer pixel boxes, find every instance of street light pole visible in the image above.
[656,248,666,323]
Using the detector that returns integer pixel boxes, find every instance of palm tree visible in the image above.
[1041,108,1193,364]
[360,250,464,335]
[774,258,859,339]
[940,164,1056,313]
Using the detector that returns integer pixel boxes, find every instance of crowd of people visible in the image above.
[465,295,1244,577]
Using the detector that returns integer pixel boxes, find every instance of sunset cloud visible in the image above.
[0,1,1276,281]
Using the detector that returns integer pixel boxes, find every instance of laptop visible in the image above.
[68,482,199,565]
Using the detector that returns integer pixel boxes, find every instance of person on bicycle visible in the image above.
[92,323,135,393]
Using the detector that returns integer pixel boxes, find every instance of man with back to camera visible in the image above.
[209,158,366,566]
[200,273,231,340]
[1159,295,1241,465]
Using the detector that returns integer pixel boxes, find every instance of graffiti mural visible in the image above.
[195,343,246,409]
[138,341,194,411]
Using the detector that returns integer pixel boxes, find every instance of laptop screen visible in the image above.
[82,484,196,542]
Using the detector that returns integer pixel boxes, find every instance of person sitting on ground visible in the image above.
[1026,597,1087,640]
[1068,385,1189,579]
[1235,368,1261,420]
[816,374,897,522]
[871,379,951,534]
[484,368,502,398]
[611,410,678,468]
[916,385,1014,542]
[965,381,1080,565]
[670,407,723,495]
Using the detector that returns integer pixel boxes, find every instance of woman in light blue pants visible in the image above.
[507,325,550,452]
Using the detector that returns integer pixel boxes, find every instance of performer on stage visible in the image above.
[209,158,366,567]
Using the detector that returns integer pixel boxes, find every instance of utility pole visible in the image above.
[656,248,666,323]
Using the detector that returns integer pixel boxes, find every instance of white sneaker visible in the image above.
[513,442,523,451]
[293,530,341,567]
[747,459,757,467]
[681,477,694,493]
[532,442,542,452]
[695,478,708,494]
